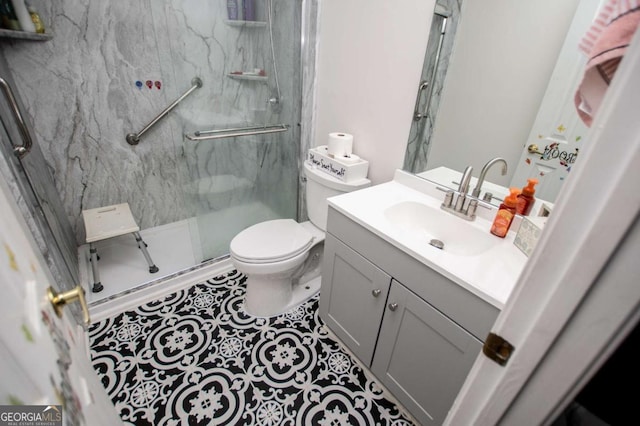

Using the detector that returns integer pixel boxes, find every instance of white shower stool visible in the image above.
[82,203,159,293]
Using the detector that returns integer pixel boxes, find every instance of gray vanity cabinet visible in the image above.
[371,280,482,425]
[319,233,391,366]
[320,206,500,425]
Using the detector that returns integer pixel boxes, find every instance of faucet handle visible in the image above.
[466,199,478,218]
[442,190,454,208]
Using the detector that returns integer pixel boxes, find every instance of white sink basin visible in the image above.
[384,201,500,256]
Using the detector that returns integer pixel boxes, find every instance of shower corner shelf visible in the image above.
[224,20,267,28]
[227,73,268,82]
[0,29,53,41]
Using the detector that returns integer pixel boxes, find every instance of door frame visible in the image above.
[445,27,640,425]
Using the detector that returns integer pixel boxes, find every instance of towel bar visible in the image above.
[184,124,289,141]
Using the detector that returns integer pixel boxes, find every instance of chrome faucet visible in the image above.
[455,166,473,211]
[472,157,508,199]
[441,166,478,220]
[458,166,473,194]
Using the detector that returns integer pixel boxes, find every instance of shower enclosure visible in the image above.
[0,0,311,317]
[403,0,462,173]
[170,0,302,263]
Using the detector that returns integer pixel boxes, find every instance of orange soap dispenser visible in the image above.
[490,188,520,238]
[516,178,538,216]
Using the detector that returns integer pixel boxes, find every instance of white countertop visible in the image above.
[327,170,528,309]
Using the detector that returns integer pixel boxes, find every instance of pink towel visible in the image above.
[574,0,640,126]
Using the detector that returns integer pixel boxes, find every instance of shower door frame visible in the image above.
[0,58,84,326]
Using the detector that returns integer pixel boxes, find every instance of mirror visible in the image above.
[403,0,600,207]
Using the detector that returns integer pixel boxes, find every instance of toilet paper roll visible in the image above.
[327,132,353,158]
[338,153,361,164]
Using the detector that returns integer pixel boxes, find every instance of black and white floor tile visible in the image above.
[88,270,417,425]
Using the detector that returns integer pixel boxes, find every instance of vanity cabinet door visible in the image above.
[372,280,482,426]
[320,233,392,366]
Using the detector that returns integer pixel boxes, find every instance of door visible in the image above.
[0,59,81,324]
[0,176,121,425]
[444,24,640,425]
[372,280,482,426]
[319,233,391,366]
[510,0,601,201]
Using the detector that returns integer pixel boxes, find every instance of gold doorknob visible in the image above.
[527,144,544,155]
[47,285,91,326]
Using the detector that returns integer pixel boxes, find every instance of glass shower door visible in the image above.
[403,1,461,173]
[186,129,299,262]
[170,0,302,262]
[0,67,83,325]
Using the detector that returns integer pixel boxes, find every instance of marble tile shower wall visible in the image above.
[1,0,306,245]
[403,0,462,174]
[176,0,302,222]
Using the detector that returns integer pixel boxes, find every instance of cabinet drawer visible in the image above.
[319,233,392,366]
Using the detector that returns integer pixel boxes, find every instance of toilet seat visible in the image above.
[230,219,314,264]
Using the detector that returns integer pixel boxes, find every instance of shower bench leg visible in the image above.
[89,242,103,293]
[134,232,159,274]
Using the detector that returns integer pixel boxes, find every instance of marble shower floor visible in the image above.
[88,269,417,425]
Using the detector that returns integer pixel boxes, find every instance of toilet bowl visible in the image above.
[230,219,325,317]
[230,161,370,317]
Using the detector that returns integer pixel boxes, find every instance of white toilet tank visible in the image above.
[303,161,371,231]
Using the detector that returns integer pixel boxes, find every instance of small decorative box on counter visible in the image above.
[513,216,548,257]
[307,145,369,183]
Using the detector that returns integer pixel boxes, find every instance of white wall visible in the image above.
[427,0,581,186]
[313,0,435,184]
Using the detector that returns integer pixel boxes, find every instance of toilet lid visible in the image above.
[230,219,314,263]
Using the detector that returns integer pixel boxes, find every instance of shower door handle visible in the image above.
[0,77,33,159]
[412,81,429,121]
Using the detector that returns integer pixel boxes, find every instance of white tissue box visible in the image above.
[307,145,369,182]
[514,216,548,257]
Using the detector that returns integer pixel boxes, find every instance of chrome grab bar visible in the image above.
[412,81,429,121]
[126,77,203,145]
[185,124,289,141]
[413,16,448,121]
[0,77,33,158]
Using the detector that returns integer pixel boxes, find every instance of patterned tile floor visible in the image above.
[88,269,416,425]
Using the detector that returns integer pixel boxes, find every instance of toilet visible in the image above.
[230,161,370,317]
